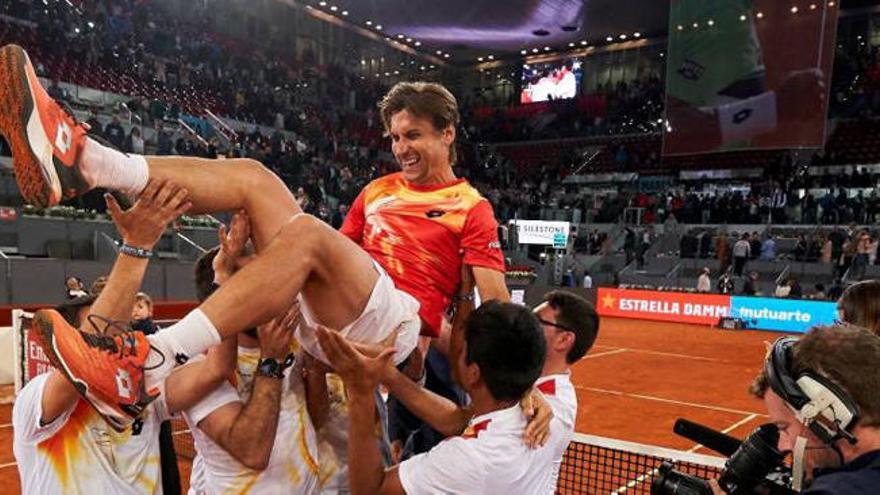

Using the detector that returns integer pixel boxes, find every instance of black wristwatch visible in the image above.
[256,353,295,379]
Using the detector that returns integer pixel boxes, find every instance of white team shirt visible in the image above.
[184,346,321,495]
[398,403,558,494]
[535,373,578,490]
[13,372,170,495]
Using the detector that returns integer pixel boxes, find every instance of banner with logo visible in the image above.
[510,220,570,246]
[12,309,52,393]
[597,288,731,325]
[730,296,837,333]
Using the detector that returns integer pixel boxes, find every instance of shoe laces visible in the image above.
[86,314,166,371]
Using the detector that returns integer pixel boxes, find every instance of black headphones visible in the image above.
[764,337,860,445]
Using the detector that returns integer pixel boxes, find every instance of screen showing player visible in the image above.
[521,58,582,104]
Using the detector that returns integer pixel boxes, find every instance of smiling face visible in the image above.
[389,109,455,185]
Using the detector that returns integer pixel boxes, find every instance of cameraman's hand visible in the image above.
[106,179,191,250]
[708,480,725,495]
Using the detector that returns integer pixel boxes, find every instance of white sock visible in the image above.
[81,138,149,196]
[144,309,221,388]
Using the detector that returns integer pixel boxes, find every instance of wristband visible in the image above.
[119,244,154,259]
[452,293,475,304]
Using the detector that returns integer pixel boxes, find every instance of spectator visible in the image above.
[717,268,735,294]
[774,280,792,298]
[749,232,761,260]
[104,114,126,150]
[732,233,751,276]
[813,283,827,300]
[821,236,833,264]
[126,127,145,155]
[696,267,711,293]
[46,78,68,102]
[331,203,348,230]
[760,235,776,261]
[741,271,759,296]
[64,276,88,299]
[837,279,880,334]
[156,124,173,155]
[716,232,731,274]
[582,271,593,289]
[787,276,803,299]
[86,110,102,138]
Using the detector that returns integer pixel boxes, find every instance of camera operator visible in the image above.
[710,324,880,494]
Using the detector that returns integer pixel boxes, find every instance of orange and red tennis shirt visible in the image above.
[341,172,505,336]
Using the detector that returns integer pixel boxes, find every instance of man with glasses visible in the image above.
[532,290,600,486]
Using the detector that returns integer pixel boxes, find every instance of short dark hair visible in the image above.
[194,247,220,303]
[465,301,546,402]
[378,81,460,164]
[543,290,600,363]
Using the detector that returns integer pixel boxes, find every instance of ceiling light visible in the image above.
[532,48,539,53]
[791,6,798,13]
[707,19,714,26]
[543,46,551,51]
[828,1,835,6]
[384,72,390,76]
[365,20,372,25]
[414,41,421,46]
[436,50,443,55]
[397,34,404,39]
[342,10,348,15]
[376,24,383,30]
[633,32,641,38]
[329,5,338,11]
[739,14,747,21]
[810,3,817,9]
[318,1,326,5]
[521,49,528,55]
[619,34,627,39]
[394,70,399,75]
[406,37,412,42]
[677,24,684,30]
[444,53,450,58]
[606,36,613,41]
[420,65,426,70]
[569,42,575,47]
[430,65,435,69]
[477,57,484,62]
[756,12,763,18]
[580,40,588,45]
[487,55,494,60]
[692,22,699,28]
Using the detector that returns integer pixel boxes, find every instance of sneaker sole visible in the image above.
[31,311,130,432]
[0,45,61,207]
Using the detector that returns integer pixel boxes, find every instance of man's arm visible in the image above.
[382,364,471,437]
[316,326,405,495]
[193,307,299,470]
[41,181,191,424]
[473,266,510,303]
[164,211,252,414]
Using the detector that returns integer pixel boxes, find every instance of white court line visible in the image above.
[576,385,767,417]
[0,423,10,429]
[626,348,719,362]
[584,348,628,359]
[172,429,191,436]
[0,461,15,469]
[612,413,759,494]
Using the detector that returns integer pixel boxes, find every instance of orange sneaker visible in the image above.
[0,44,90,207]
[31,309,158,432]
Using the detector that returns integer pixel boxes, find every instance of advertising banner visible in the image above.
[730,296,838,333]
[597,288,731,325]
[510,220,570,246]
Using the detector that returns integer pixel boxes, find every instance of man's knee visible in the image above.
[275,214,328,263]
[232,158,283,190]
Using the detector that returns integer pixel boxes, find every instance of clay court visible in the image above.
[0,315,788,493]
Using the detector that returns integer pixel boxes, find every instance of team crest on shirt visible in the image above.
[678,59,705,81]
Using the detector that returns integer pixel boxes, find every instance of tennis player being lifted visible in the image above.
[0,43,509,430]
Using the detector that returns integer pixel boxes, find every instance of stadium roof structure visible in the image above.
[305,0,671,63]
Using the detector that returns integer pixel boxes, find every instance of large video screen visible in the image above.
[663,0,839,155]
[521,58,582,104]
